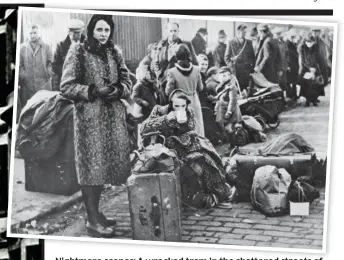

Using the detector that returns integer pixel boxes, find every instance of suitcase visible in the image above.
[24,119,79,196]
[233,153,315,202]
[127,172,182,241]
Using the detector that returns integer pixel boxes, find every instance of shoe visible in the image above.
[98,212,117,227]
[86,221,115,238]
[305,101,310,107]
[217,202,233,209]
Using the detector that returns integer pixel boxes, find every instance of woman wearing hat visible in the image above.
[60,14,132,237]
[297,32,328,106]
[141,89,232,209]
[165,44,205,136]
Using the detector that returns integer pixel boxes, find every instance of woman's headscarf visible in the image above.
[168,89,191,112]
[84,14,115,54]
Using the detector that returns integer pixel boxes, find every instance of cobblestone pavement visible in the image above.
[13,86,331,250]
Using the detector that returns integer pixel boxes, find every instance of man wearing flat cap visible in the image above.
[192,27,208,56]
[254,23,282,83]
[213,30,228,68]
[225,24,255,91]
[51,19,86,91]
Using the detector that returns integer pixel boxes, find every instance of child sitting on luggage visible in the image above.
[131,65,160,120]
[214,66,243,137]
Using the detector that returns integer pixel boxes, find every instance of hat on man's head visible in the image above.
[237,24,247,31]
[68,19,85,32]
[271,27,284,35]
[197,28,208,35]
[257,23,270,32]
[218,30,227,38]
[311,27,322,32]
[218,66,231,74]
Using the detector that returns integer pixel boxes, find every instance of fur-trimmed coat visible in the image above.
[60,42,132,186]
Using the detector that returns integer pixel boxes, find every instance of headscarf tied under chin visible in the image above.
[84,14,115,55]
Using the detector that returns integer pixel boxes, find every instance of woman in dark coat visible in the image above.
[141,89,231,208]
[60,15,132,237]
[286,29,300,99]
[298,33,328,106]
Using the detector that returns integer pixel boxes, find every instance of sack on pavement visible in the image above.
[251,165,292,217]
[288,180,320,204]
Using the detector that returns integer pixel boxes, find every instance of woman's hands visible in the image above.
[94,83,122,101]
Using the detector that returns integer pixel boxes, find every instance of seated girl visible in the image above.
[140,89,232,209]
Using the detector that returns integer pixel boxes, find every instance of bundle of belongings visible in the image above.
[16,90,73,160]
[239,72,285,130]
[229,115,267,147]
[224,133,324,216]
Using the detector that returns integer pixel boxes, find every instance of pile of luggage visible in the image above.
[224,133,326,217]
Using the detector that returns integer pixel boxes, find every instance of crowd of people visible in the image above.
[16,15,333,238]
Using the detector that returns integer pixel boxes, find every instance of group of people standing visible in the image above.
[16,15,333,238]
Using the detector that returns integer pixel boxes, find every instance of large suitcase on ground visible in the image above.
[127,172,181,242]
[232,153,315,202]
[24,119,79,196]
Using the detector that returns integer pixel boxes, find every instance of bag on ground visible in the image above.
[251,165,292,216]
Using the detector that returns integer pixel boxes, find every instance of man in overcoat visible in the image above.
[152,22,198,104]
[213,30,227,68]
[254,23,282,83]
[225,24,255,90]
[19,24,52,109]
[51,19,85,91]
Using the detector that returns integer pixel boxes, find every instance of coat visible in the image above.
[165,64,204,136]
[225,38,255,89]
[51,34,86,91]
[213,42,227,68]
[191,33,207,56]
[19,39,53,106]
[215,78,242,125]
[255,33,282,83]
[153,38,198,103]
[315,36,330,67]
[275,39,289,90]
[297,43,328,98]
[60,43,132,186]
[153,38,198,84]
[287,40,299,85]
[140,105,230,201]
[131,79,159,119]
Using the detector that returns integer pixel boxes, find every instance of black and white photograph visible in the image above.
[8,7,336,252]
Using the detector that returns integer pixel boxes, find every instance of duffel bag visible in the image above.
[251,165,292,217]
[230,152,315,202]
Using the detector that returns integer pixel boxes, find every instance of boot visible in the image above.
[81,186,115,238]
[94,186,117,227]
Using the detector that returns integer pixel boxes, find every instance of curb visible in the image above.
[11,191,83,232]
